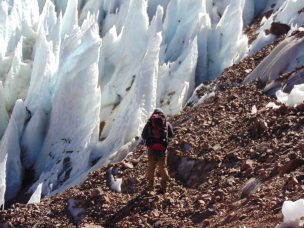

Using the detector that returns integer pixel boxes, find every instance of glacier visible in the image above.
[0,0,303,206]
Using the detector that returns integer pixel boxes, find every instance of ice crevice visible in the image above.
[0,0,303,206]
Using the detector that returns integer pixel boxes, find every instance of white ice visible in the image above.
[251,105,257,114]
[0,83,9,139]
[282,199,304,223]
[266,102,280,109]
[31,19,102,196]
[0,100,26,207]
[277,84,304,107]
[27,182,43,204]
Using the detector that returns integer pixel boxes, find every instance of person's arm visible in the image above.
[167,122,174,139]
[141,122,149,142]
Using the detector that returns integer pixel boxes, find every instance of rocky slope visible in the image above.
[1,27,304,227]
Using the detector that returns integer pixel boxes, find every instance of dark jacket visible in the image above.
[141,109,173,157]
[141,121,174,142]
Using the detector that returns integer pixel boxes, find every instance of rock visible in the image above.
[171,191,180,197]
[147,191,156,196]
[83,224,103,228]
[201,143,211,151]
[245,69,252,74]
[122,161,134,169]
[201,194,212,203]
[269,22,290,36]
[229,168,240,174]
[190,208,217,224]
[225,152,241,161]
[198,199,205,205]
[213,154,222,161]
[241,159,254,173]
[239,214,247,220]
[225,177,235,187]
[164,197,174,206]
[91,188,103,197]
[224,212,238,223]
[203,220,211,226]
[285,176,299,190]
[276,221,301,228]
[212,144,221,151]
[103,195,111,204]
[288,153,298,160]
[215,189,226,197]
[278,159,304,176]
[256,168,267,179]
[151,210,160,217]
[154,221,165,227]
[240,178,262,199]
[195,199,206,208]
[103,204,109,208]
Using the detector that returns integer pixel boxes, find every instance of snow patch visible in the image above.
[251,105,257,114]
[282,199,304,223]
[28,182,43,204]
[194,91,216,107]
[276,84,304,107]
[107,167,122,193]
[266,102,280,109]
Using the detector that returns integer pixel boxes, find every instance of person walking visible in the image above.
[141,108,174,193]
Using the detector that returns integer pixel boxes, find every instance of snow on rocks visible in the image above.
[249,0,304,54]
[244,36,304,84]
[277,84,304,107]
[275,199,304,227]
[244,33,304,107]
[106,167,122,193]
[266,102,281,109]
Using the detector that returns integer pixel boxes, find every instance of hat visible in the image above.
[153,108,164,114]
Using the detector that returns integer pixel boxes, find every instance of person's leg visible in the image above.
[147,153,157,191]
[158,156,170,192]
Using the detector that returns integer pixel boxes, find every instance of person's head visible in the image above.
[153,108,164,115]
[151,108,166,127]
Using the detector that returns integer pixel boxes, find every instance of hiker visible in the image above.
[141,108,174,193]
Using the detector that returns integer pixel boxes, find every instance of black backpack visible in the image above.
[146,113,168,151]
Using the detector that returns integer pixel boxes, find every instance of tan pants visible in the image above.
[147,152,170,191]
